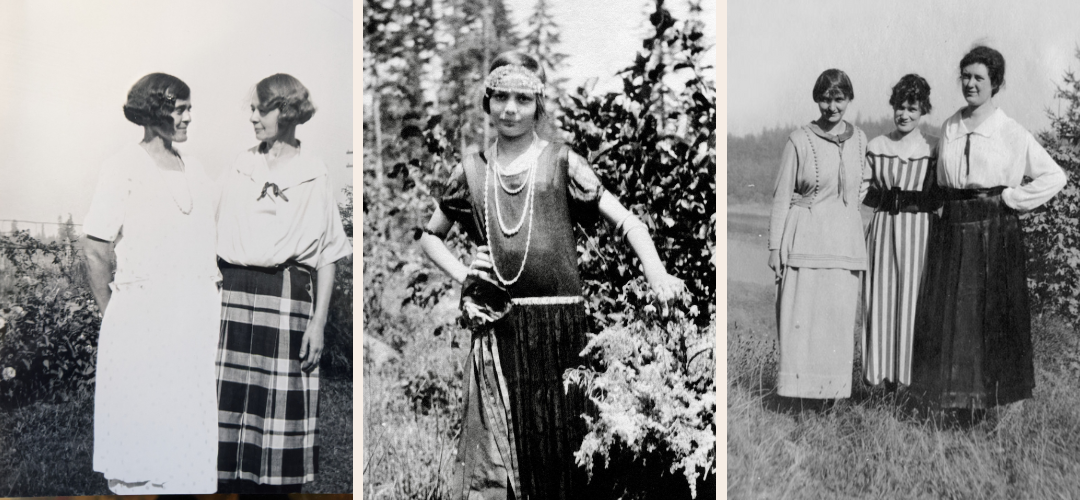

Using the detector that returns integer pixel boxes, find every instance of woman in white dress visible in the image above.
[83,73,219,494]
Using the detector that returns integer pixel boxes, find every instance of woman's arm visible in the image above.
[1001,132,1068,212]
[82,235,115,313]
[598,192,684,301]
[419,207,471,284]
[768,138,799,279]
[300,262,336,372]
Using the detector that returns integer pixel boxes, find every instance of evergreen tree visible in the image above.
[521,0,569,99]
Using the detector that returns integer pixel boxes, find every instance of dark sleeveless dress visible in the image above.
[439,141,605,500]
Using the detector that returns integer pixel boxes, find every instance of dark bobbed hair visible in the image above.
[123,73,190,127]
[960,45,1005,96]
[256,74,316,127]
[889,74,932,114]
[482,52,547,120]
[812,69,854,102]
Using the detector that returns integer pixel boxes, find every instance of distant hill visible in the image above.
[727,117,937,206]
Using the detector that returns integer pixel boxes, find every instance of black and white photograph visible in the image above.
[363,0,716,498]
[728,0,1080,497]
[0,0,353,495]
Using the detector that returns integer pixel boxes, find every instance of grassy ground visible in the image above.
[0,376,353,496]
[727,279,1080,500]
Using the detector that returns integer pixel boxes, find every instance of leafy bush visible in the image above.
[565,286,715,499]
[0,231,100,408]
[1024,48,1080,319]
[322,186,355,379]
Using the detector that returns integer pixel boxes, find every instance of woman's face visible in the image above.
[250,95,281,142]
[489,90,537,139]
[816,94,849,125]
[893,100,924,134]
[152,99,191,143]
[961,63,994,107]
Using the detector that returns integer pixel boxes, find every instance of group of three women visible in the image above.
[83,72,350,494]
[770,45,1068,420]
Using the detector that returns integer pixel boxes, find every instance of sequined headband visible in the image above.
[484,64,544,94]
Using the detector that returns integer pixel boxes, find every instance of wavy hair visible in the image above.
[122,73,190,127]
[960,45,1005,96]
[889,74,932,114]
[255,73,316,127]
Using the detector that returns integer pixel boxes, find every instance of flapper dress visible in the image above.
[215,143,352,486]
[769,122,869,399]
[83,144,220,494]
[438,139,605,500]
[862,131,938,386]
[909,108,1066,409]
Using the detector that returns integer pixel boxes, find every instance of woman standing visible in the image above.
[863,74,939,389]
[768,69,869,400]
[215,74,352,493]
[909,46,1066,419]
[418,52,683,500]
[83,73,219,494]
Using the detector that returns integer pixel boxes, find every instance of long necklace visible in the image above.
[490,139,539,236]
[492,134,538,195]
[484,149,538,286]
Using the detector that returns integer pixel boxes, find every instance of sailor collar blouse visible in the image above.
[938,107,1067,211]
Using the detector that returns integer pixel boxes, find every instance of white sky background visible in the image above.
[728,0,1080,137]
[0,0,353,232]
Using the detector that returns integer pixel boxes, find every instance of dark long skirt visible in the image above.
[909,191,1033,409]
[216,261,320,487]
[452,297,591,500]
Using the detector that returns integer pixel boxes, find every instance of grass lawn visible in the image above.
[727,280,1080,499]
[0,376,353,496]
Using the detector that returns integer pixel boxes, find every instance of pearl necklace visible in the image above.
[492,134,538,195]
[484,147,538,286]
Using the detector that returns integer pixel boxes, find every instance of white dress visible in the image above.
[83,144,220,494]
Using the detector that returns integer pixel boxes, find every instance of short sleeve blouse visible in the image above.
[216,144,352,270]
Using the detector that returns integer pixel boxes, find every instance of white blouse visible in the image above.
[83,144,219,287]
[216,144,352,270]
[938,108,1067,211]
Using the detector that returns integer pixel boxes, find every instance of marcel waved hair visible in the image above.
[889,73,932,114]
[482,51,547,119]
[255,73,316,126]
[123,73,190,127]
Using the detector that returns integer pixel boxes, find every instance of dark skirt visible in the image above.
[216,261,320,486]
[453,297,591,500]
[909,190,1033,409]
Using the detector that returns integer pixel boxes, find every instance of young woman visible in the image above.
[862,74,940,390]
[83,73,219,494]
[909,46,1066,421]
[768,69,869,401]
[215,74,352,493]
[418,52,684,500]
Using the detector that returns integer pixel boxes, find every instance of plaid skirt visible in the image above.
[217,261,320,485]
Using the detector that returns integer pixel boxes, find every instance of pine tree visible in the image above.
[521,0,569,99]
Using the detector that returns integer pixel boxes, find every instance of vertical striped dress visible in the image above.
[863,130,937,386]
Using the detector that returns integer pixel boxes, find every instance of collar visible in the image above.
[237,140,325,189]
[945,107,1006,142]
[807,120,855,144]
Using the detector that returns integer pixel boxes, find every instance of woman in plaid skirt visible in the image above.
[215,73,352,494]
[418,52,685,500]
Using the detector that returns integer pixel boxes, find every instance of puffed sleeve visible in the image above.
[1001,132,1068,212]
[438,160,474,227]
[768,138,798,251]
[315,177,353,270]
[567,149,605,228]
[83,158,129,242]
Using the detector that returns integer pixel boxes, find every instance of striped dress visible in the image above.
[863,131,937,386]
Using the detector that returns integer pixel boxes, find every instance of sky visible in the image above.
[0,0,353,234]
[728,0,1080,137]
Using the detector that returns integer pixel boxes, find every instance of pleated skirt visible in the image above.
[452,297,591,500]
[909,193,1033,409]
[775,267,860,399]
[217,262,320,485]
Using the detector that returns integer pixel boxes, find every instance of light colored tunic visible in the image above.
[769,122,869,398]
[216,144,352,270]
[938,108,1066,205]
[83,144,220,494]
[862,131,936,386]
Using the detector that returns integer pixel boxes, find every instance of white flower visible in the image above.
[2,367,15,381]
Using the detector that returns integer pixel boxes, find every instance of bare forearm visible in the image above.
[312,263,336,328]
[420,233,469,284]
[625,226,670,281]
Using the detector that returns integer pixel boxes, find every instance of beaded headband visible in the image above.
[484,64,544,94]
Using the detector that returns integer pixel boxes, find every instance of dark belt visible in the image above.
[876,186,939,215]
[217,258,314,276]
[939,186,1006,201]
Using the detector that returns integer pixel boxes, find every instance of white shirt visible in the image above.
[216,144,352,270]
[938,108,1067,211]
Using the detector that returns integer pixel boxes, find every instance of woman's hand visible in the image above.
[300,321,325,372]
[648,272,686,302]
[768,249,783,281]
[469,245,495,282]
